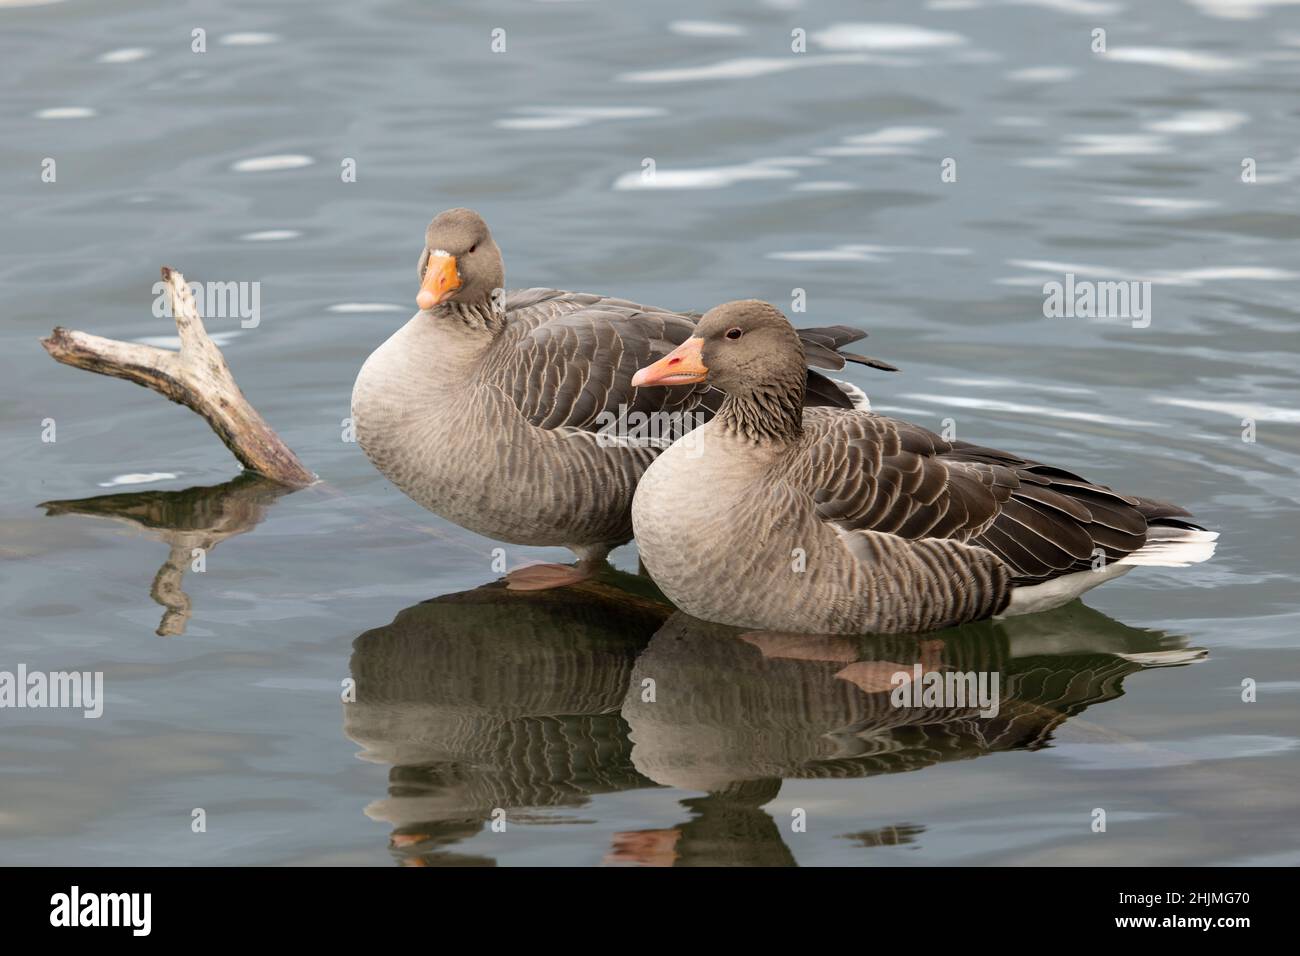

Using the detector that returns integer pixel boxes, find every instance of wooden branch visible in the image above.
[40,267,315,488]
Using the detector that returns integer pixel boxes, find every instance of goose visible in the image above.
[351,209,893,590]
[629,300,1218,634]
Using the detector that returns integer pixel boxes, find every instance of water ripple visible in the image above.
[617,54,871,84]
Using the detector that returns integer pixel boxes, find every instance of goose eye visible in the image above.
[469,243,479,254]
[725,327,743,340]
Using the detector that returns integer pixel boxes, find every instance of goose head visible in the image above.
[632,300,807,398]
[416,207,505,313]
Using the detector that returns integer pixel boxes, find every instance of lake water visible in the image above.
[2,0,1298,866]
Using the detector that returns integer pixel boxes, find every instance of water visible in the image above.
[2,0,1298,866]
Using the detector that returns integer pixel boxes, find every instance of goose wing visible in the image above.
[484,288,720,432]
[485,289,881,432]
[787,408,1170,585]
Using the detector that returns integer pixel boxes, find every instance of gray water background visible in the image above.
[1,0,1298,865]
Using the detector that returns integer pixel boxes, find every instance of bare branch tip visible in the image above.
[41,327,69,352]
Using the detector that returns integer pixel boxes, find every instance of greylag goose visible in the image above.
[352,208,893,589]
[629,300,1218,634]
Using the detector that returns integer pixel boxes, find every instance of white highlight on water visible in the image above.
[35,107,95,119]
[231,154,315,172]
[220,32,279,45]
[1146,110,1248,134]
[327,303,408,313]
[239,230,301,241]
[811,23,968,51]
[615,160,801,191]
[98,47,151,63]
[97,473,179,488]
[496,106,665,130]
[899,393,1161,428]
[1105,47,1246,72]
[618,54,870,84]
[669,20,746,37]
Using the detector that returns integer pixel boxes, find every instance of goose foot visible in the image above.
[505,562,592,591]
[834,660,923,694]
[739,631,860,662]
[835,639,948,694]
[604,829,681,867]
[389,832,429,849]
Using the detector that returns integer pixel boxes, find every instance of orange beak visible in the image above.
[631,337,709,387]
[416,254,461,310]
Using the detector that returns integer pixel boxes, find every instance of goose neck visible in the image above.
[717,381,805,445]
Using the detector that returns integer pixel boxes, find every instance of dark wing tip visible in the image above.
[840,351,899,372]
[794,326,897,372]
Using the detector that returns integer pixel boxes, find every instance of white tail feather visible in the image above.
[1118,527,1219,568]
[832,377,870,411]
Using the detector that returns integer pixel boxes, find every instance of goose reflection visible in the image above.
[40,473,295,636]
[346,579,669,866]
[616,604,1204,864]
[347,582,1203,866]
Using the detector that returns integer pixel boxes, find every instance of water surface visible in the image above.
[1,0,1298,865]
